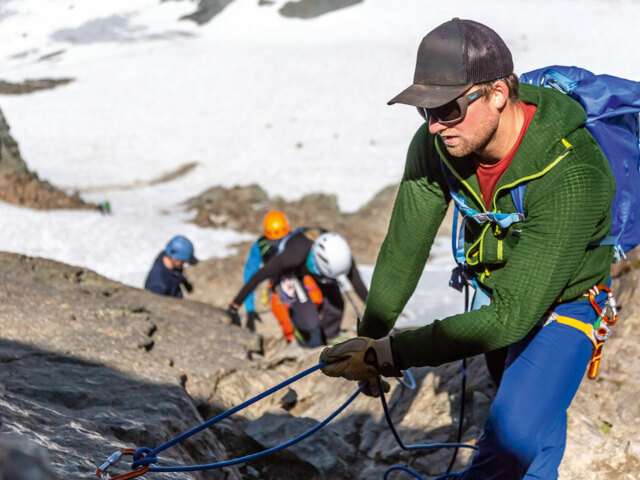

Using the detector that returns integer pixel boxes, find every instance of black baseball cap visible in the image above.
[388,18,513,109]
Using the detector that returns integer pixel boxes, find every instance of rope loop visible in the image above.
[131,447,158,468]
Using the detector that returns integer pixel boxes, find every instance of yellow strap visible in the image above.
[555,315,597,348]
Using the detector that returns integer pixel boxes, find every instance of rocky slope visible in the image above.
[1,243,639,479]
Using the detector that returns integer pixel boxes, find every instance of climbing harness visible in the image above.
[544,284,619,380]
[587,285,618,378]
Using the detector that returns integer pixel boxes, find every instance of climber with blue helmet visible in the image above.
[144,235,198,299]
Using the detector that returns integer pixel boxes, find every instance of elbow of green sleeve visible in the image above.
[358,315,392,340]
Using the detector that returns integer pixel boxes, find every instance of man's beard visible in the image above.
[441,115,499,158]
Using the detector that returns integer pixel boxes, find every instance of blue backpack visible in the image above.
[445,66,640,275]
[520,66,640,260]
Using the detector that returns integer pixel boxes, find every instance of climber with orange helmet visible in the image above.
[228,228,368,348]
[234,210,293,333]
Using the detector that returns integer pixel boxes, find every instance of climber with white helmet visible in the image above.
[145,235,198,298]
[228,228,367,347]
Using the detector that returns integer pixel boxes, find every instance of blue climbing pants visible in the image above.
[460,293,605,480]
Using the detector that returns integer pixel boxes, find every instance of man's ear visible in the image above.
[491,80,509,110]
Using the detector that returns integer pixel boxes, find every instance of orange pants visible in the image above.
[270,276,322,341]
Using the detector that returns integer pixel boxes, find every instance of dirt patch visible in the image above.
[62,161,199,193]
[0,173,96,210]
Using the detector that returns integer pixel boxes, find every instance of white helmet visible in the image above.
[311,232,352,279]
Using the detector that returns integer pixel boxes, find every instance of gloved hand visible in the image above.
[226,303,241,327]
[246,311,262,332]
[182,277,193,293]
[358,378,391,398]
[319,336,401,382]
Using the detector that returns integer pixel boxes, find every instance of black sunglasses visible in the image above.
[417,85,490,126]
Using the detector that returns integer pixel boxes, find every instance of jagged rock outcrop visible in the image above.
[0,106,95,210]
[0,108,29,177]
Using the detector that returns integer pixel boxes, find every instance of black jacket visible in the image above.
[145,252,186,298]
[233,231,368,306]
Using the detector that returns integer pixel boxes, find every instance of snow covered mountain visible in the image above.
[0,0,638,288]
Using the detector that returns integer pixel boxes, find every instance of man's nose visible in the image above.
[428,117,448,134]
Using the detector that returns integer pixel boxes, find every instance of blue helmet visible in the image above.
[165,235,198,264]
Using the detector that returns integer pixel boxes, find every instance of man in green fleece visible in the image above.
[319,18,614,480]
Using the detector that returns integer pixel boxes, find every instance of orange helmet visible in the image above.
[263,210,290,240]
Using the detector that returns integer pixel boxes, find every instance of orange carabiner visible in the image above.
[588,285,618,326]
[96,448,149,479]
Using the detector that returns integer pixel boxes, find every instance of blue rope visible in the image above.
[378,376,475,479]
[103,344,472,478]
[383,465,425,479]
[378,376,477,453]
[130,362,363,472]
[383,465,465,479]
[385,284,473,479]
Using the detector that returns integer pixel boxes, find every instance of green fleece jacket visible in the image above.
[359,83,615,369]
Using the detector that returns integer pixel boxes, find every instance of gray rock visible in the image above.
[0,435,61,480]
[170,0,236,25]
[279,0,363,19]
[0,107,29,175]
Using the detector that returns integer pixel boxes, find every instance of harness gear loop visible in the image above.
[588,342,605,380]
[95,449,149,479]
